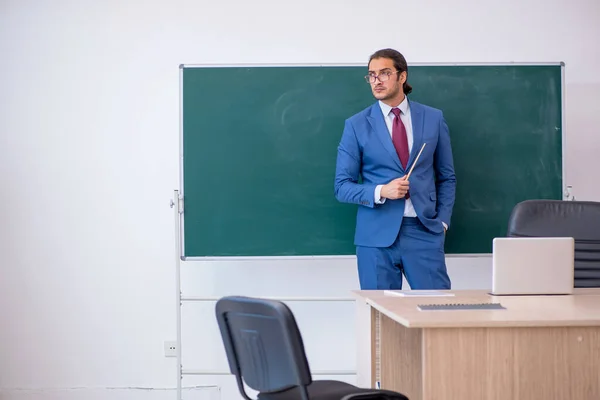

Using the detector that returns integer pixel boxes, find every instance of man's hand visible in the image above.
[381,176,409,200]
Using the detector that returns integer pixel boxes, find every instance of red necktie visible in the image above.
[391,107,410,198]
[391,107,409,169]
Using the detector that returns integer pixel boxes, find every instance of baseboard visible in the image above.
[0,386,220,400]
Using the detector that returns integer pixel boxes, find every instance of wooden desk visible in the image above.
[353,289,600,400]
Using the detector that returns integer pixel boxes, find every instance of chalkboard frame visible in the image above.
[178,62,566,260]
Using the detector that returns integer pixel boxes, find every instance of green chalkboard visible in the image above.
[180,63,563,257]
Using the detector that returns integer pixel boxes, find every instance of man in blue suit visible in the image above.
[334,48,456,290]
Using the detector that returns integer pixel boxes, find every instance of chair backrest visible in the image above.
[507,199,600,287]
[215,296,312,400]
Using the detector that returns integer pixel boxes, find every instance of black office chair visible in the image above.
[215,296,409,400]
[507,199,600,287]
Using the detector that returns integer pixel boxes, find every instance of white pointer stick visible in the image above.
[406,143,426,180]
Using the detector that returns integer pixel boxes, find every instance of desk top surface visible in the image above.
[352,288,600,328]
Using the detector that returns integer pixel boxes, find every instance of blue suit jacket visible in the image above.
[334,99,456,247]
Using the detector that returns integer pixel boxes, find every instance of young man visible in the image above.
[334,48,456,290]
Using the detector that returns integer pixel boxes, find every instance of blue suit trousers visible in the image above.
[356,217,451,290]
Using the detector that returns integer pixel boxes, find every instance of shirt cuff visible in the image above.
[374,185,386,204]
[442,221,448,231]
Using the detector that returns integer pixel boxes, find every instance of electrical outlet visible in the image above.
[164,341,177,357]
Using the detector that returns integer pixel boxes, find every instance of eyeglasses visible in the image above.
[364,70,400,84]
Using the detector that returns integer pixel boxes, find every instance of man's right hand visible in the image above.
[381,176,409,200]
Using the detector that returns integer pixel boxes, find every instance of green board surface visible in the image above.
[181,64,563,257]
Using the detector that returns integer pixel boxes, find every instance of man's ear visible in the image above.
[399,71,407,83]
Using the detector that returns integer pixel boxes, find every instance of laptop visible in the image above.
[491,237,575,295]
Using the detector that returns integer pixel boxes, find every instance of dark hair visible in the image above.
[368,48,413,94]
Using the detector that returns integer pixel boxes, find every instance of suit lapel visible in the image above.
[366,104,403,171]
[408,100,424,169]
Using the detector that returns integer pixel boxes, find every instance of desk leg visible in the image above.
[355,299,376,388]
[379,313,423,400]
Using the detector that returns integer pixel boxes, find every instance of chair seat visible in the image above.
[258,380,409,400]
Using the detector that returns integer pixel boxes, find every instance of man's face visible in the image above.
[367,57,404,101]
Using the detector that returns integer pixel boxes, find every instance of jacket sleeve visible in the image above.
[434,112,457,227]
[334,119,376,208]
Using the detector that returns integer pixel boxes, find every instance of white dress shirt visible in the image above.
[374,96,417,217]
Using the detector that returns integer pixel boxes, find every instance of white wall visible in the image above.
[1,0,599,399]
